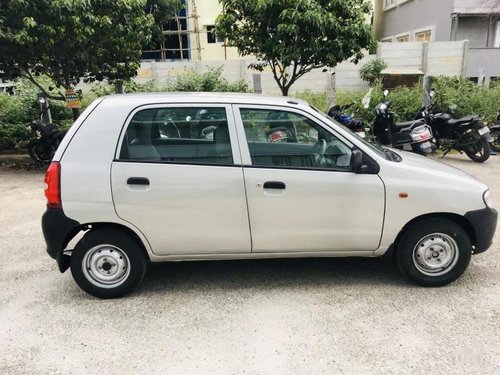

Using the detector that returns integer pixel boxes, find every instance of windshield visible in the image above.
[310,105,401,162]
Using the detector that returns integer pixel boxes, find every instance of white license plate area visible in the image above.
[478,126,490,136]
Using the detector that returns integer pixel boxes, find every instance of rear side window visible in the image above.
[119,107,233,165]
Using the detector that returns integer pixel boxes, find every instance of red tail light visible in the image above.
[44,162,62,209]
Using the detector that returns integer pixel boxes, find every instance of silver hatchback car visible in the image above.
[42,93,497,298]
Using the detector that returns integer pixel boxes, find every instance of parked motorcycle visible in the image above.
[415,90,492,162]
[27,96,66,163]
[327,104,368,138]
[489,109,500,153]
[372,91,434,155]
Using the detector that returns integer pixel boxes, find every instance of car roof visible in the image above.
[100,92,310,108]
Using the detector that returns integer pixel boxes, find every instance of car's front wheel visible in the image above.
[70,229,147,298]
[397,219,472,286]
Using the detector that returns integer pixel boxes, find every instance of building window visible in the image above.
[415,29,432,42]
[396,34,410,42]
[206,25,223,44]
[383,0,397,10]
[384,0,412,11]
[381,37,393,43]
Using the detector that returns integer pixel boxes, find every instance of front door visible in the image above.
[111,104,251,256]
[234,105,385,253]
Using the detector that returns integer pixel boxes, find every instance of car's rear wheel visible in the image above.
[396,219,472,286]
[70,229,147,298]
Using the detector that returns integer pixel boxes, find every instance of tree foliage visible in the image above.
[215,0,374,96]
[0,0,156,100]
[359,58,387,86]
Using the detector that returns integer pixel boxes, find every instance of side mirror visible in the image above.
[429,90,436,98]
[383,90,389,97]
[351,150,363,172]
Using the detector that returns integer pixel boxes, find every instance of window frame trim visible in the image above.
[114,103,243,166]
[395,32,411,42]
[413,26,435,42]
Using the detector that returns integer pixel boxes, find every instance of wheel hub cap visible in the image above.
[82,245,130,288]
[412,233,459,276]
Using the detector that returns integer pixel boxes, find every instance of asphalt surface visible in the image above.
[0,154,499,374]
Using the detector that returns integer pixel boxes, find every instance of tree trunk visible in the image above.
[280,86,289,96]
[72,108,80,121]
[115,81,124,94]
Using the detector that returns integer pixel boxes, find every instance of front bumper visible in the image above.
[464,207,498,254]
[41,209,81,272]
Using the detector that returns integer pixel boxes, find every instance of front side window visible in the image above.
[240,108,353,171]
[120,107,233,165]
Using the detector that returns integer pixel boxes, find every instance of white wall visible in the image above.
[136,41,468,95]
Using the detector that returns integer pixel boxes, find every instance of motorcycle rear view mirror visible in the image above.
[383,90,389,97]
[429,89,436,98]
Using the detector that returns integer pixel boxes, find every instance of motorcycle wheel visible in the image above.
[490,130,500,152]
[464,138,490,163]
[28,140,54,163]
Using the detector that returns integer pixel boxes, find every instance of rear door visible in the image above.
[233,105,385,253]
[111,104,251,256]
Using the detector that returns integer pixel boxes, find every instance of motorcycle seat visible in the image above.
[447,116,476,126]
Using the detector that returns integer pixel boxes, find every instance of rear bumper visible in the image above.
[42,209,80,272]
[465,207,498,254]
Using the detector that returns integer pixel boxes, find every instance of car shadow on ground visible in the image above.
[139,257,407,294]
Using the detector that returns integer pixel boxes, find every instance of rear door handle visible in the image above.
[127,177,150,186]
[263,181,286,190]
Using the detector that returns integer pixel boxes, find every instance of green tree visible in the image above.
[359,58,387,86]
[0,0,157,116]
[215,0,374,96]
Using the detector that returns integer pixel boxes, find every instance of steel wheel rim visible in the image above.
[82,245,130,288]
[412,233,459,276]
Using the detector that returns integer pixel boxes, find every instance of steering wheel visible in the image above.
[312,139,327,165]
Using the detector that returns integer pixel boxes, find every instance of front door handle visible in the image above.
[127,177,150,186]
[263,181,286,190]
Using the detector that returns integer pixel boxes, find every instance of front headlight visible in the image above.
[483,190,493,208]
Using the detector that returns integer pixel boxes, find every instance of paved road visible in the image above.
[1,155,499,375]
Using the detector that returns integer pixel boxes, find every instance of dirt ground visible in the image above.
[0,154,499,375]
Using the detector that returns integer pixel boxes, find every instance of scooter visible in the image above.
[327,104,368,138]
[415,90,492,162]
[27,96,66,163]
[372,91,434,155]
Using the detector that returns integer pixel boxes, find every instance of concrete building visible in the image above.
[374,0,500,83]
[146,0,376,62]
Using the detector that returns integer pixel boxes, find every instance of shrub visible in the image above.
[359,58,387,86]
[0,77,75,150]
[294,90,329,112]
[162,67,250,93]
[430,76,500,123]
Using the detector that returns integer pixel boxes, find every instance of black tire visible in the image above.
[70,229,147,299]
[28,139,53,163]
[464,137,490,162]
[396,219,472,287]
[490,130,500,152]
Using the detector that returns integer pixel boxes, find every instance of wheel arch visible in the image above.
[391,212,476,255]
[59,222,151,272]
